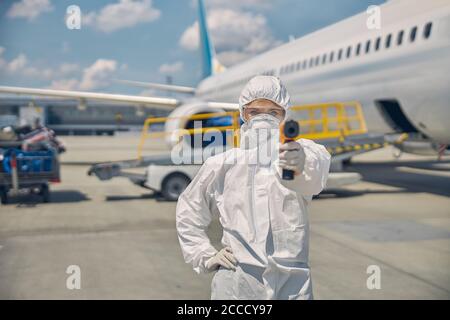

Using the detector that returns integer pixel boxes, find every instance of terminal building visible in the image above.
[0,98,169,135]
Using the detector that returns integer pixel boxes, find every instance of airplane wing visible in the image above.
[115,79,196,94]
[0,85,179,110]
[0,85,239,111]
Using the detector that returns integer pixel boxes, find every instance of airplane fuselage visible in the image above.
[195,0,450,144]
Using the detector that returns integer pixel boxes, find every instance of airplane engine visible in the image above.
[164,102,238,150]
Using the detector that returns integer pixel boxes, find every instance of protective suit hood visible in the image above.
[238,75,291,122]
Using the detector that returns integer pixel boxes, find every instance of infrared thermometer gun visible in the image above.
[280,120,300,180]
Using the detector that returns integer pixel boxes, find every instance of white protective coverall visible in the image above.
[176,76,331,300]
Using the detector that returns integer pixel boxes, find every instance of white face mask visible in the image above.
[240,113,281,165]
[247,113,281,130]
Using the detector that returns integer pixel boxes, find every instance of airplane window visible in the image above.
[410,26,417,42]
[356,43,361,56]
[397,30,404,45]
[297,61,302,70]
[329,51,334,63]
[365,40,371,53]
[309,58,314,67]
[322,54,327,64]
[375,37,381,51]
[303,60,307,69]
[346,46,352,58]
[315,56,320,66]
[386,34,392,48]
[424,22,432,39]
[338,49,343,60]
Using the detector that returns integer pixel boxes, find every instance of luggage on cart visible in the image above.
[0,148,60,204]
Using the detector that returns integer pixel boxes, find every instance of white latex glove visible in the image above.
[279,141,306,175]
[205,247,237,271]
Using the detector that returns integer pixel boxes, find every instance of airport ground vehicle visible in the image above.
[89,102,408,201]
[0,144,60,204]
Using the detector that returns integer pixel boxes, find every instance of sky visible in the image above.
[0,0,386,96]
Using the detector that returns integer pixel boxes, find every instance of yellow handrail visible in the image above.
[137,101,367,160]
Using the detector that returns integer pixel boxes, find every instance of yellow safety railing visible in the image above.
[137,101,367,160]
[137,111,241,160]
[290,101,367,141]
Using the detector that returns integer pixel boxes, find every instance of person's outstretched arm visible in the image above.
[176,157,220,274]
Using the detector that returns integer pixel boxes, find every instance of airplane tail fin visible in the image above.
[197,0,225,78]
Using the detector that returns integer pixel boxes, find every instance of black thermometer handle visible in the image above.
[281,120,300,180]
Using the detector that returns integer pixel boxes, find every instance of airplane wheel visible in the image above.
[39,184,50,203]
[343,158,352,166]
[161,173,191,201]
[0,187,8,204]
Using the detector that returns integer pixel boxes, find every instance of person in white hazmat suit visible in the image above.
[176,75,331,300]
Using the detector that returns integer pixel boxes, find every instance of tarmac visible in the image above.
[0,134,449,299]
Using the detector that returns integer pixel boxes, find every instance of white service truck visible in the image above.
[89,155,362,201]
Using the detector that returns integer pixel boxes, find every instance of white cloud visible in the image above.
[0,48,80,81]
[47,60,117,91]
[139,88,157,96]
[84,0,161,33]
[7,0,53,21]
[0,47,118,92]
[179,8,281,66]
[48,79,79,90]
[46,60,117,91]
[79,59,118,90]
[206,0,272,10]
[58,63,79,76]
[213,51,249,66]
[159,61,184,74]
[188,0,272,10]
[7,54,28,72]
[21,63,77,80]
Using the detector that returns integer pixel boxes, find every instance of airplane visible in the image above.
[1,0,449,157]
